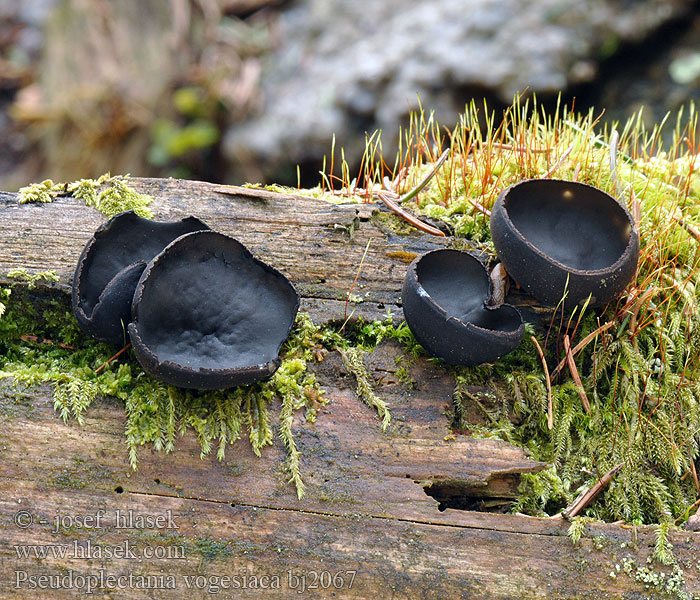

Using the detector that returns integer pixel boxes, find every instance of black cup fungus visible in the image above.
[72,210,210,345]
[402,249,524,365]
[128,230,300,389]
[490,179,639,307]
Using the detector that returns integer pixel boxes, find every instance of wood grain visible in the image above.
[1,180,699,599]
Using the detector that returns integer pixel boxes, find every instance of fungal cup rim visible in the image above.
[410,248,523,336]
[129,229,300,380]
[497,178,639,276]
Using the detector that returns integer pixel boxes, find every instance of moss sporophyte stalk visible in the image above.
[5,96,700,532]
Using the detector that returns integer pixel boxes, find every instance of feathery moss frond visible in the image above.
[339,346,391,431]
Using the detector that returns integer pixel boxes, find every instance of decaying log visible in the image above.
[2,179,700,599]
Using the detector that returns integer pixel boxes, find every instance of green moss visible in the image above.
[567,516,595,545]
[0,284,390,500]
[339,347,391,431]
[0,384,35,419]
[18,179,64,204]
[49,457,109,489]
[436,102,700,526]
[18,173,153,218]
[317,488,361,505]
[6,269,59,289]
[51,469,87,489]
[191,538,233,561]
[242,182,300,195]
[9,98,700,524]
[314,97,700,526]
[370,211,417,235]
[395,363,415,389]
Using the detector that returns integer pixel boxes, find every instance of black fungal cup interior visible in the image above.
[504,181,631,270]
[490,179,639,307]
[72,210,209,345]
[128,230,300,389]
[402,249,524,366]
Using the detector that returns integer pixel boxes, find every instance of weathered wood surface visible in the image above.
[1,179,700,599]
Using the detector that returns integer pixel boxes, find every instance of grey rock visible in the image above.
[223,0,695,183]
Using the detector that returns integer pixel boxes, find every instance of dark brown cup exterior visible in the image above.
[72,210,209,345]
[490,179,639,308]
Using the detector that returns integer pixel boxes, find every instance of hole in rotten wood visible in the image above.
[114,486,124,494]
[422,478,520,513]
[154,478,161,484]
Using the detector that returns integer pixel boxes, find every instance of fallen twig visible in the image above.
[466,196,491,217]
[673,214,700,242]
[95,343,131,374]
[531,336,553,430]
[377,192,446,237]
[489,142,550,154]
[676,497,700,525]
[690,448,699,495]
[550,321,615,380]
[397,149,450,204]
[565,462,625,518]
[20,334,74,351]
[564,334,591,414]
[544,144,574,178]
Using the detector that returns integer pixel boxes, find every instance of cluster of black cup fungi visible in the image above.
[401,178,640,365]
[73,178,639,388]
[72,212,299,389]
